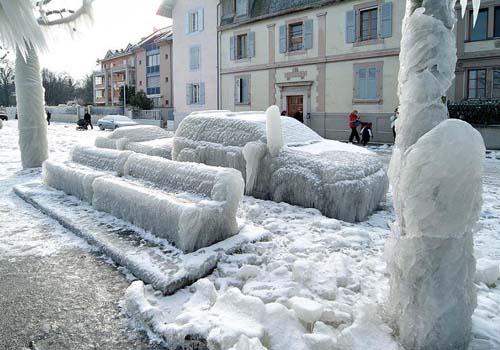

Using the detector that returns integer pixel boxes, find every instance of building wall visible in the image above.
[135,49,147,94]
[172,0,219,127]
[219,0,404,142]
[159,41,173,108]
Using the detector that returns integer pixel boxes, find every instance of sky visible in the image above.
[39,0,171,80]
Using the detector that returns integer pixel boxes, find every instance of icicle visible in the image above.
[265,105,283,157]
[242,142,266,195]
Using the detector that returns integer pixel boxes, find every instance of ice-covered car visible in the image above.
[95,125,174,158]
[173,111,388,222]
[97,115,138,130]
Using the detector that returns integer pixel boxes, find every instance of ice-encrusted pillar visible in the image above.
[15,44,49,168]
[386,1,485,349]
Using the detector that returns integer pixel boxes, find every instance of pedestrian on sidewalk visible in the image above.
[83,108,93,130]
[348,110,361,144]
[391,108,399,141]
[360,122,373,146]
[46,110,51,125]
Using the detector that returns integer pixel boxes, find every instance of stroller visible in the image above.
[76,118,89,131]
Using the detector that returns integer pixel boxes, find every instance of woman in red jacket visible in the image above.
[348,110,361,144]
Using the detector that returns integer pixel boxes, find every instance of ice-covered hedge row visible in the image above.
[42,146,244,252]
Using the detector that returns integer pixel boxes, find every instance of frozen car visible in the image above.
[0,108,8,121]
[97,115,138,130]
[173,111,388,222]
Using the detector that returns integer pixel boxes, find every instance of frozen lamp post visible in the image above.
[387,1,485,349]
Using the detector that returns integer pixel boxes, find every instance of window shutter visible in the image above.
[189,47,195,70]
[248,31,256,58]
[242,78,249,104]
[235,78,241,103]
[185,13,190,34]
[186,84,192,105]
[304,19,314,50]
[279,25,287,53]
[358,68,367,99]
[367,68,377,99]
[380,2,393,38]
[230,36,236,60]
[199,83,205,105]
[198,8,204,31]
[346,10,356,43]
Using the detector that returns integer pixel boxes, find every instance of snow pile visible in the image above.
[70,145,133,176]
[475,258,500,286]
[174,111,388,222]
[265,106,283,157]
[42,160,105,203]
[95,125,173,158]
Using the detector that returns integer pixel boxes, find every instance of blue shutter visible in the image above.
[199,83,205,105]
[198,8,204,31]
[235,78,241,103]
[242,78,249,104]
[304,19,314,50]
[189,47,197,70]
[185,13,190,34]
[279,25,287,53]
[367,68,377,99]
[230,36,236,60]
[248,31,255,58]
[380,2,393,38]
[186,84,192,105]
[346,10,356,43]
[358,68,367,99]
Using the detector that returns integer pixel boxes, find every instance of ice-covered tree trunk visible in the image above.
[386,1,485,349]
[15,44,48,168]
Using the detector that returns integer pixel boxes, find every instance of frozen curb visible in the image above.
[14,182,269,295]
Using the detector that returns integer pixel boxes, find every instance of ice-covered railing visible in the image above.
[42,146,245,252]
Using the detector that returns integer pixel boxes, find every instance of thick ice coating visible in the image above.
[70,145,133,176]
[173,111,387,222]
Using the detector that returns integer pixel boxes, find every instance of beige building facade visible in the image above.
[158,0,220,128]
[219,0,403,143]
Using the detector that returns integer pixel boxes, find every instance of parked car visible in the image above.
[97,115,138,130]
[173,111,388,222]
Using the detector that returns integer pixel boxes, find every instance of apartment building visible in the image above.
[94,45,136,107]
[451,0,500,101]
[158,0,220,128]
[94,27,173,111]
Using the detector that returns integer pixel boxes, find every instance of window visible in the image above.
[192,84,200,104]
[147,76,160,96]
[235,77,250,104]
[165,77,169,83]
[95,90,103,99]
[187,9,204,34]
[492,70,500,98]
[469,9,488,41]
[146,54,160,74]
[189,12,198,33]
[187,83,204,105]
[360,8,378,41]
[139,60,142,65]
[95,76,103,85]
[165,54,169,60]
[495,7,500,38]
[354,64,381,101]
[235,0,248,17]
[151,97,161,107]
[139,81,142,86]
[467,69,486,99]
[236,34,248,59]
[288,22,304,51]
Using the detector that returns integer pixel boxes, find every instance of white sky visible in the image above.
[40,0,171,80]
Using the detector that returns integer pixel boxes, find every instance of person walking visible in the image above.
[293,109,304,123]
[348,110,361,144]
[46,110,51,125]
[360,122,373,146]
[391,108,399,141]
[83,109,93,130]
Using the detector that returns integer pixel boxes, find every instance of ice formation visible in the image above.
[387,2,485,349]
[70,145,133,176]
[95,125,173,158]
[0,119,3,129]
[43,146,244,253]
[173,111,388,222]
[15,45,49,168]
[265,105,283,157]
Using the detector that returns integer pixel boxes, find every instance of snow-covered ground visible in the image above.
[1,121,499,349]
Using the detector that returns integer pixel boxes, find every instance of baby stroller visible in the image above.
[76,118,89,131]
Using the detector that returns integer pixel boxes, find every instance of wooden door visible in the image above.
[287,95,304,122]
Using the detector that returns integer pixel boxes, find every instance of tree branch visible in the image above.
[37,0,93,26]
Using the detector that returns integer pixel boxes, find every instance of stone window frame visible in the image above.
[234,29,250,61]
[352,61,384,104]
[353,1,383,47]
[234,74,251,105]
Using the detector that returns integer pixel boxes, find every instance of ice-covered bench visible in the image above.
[95,125,173,159]
[42,146,244,252]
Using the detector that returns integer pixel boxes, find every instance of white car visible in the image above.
[97,115,138,130]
